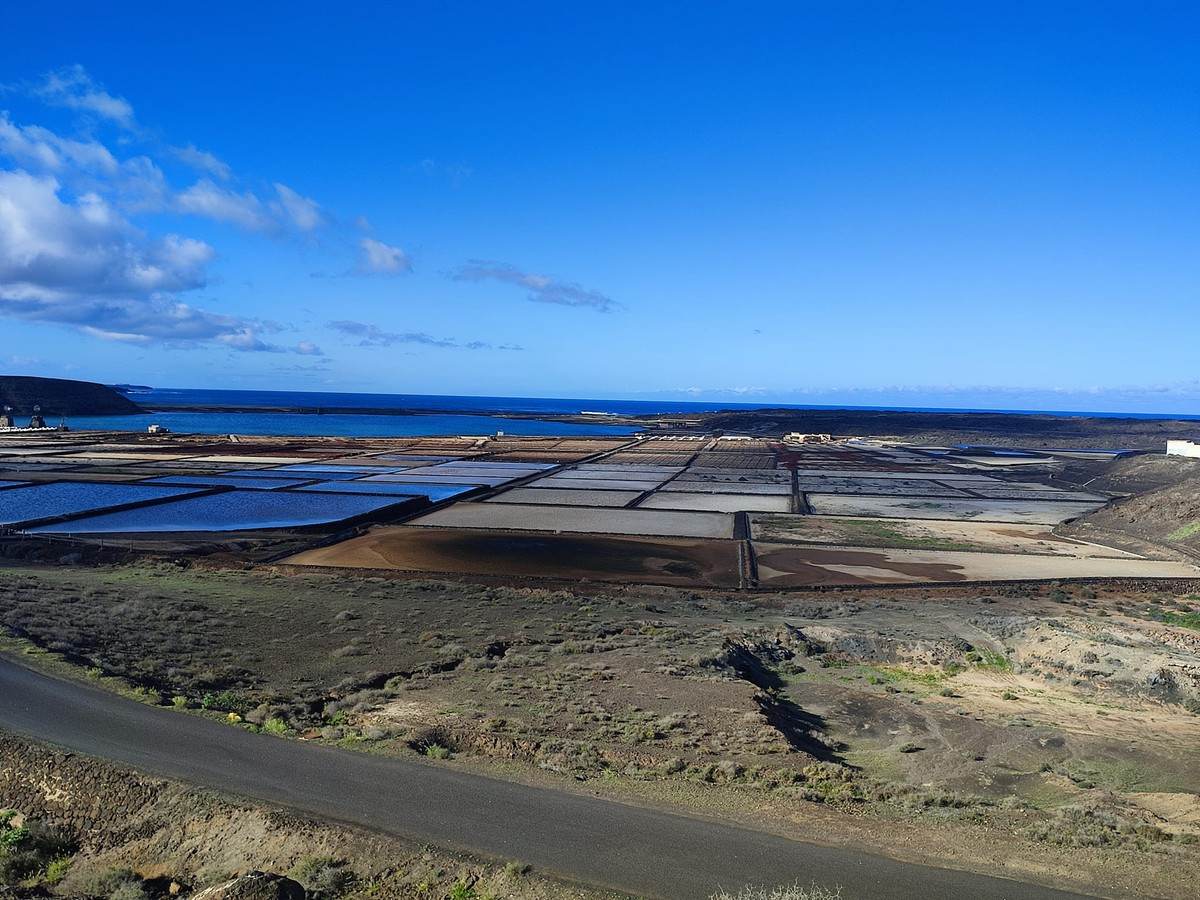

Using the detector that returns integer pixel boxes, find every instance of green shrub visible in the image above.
[44,855,73,885]
[292,856,357,897]
[263,718,290,736]
[423,742,452,760]
[974,650,1012,672]
[109,880,150,900]
[199,690,252,714]
[0,818,76,886]
[1026,806,1173,850]
[72,866,145,900]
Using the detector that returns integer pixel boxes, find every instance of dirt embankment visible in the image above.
[0,376,142,416]
[1065,456,1200,553]
[0,734,606,899]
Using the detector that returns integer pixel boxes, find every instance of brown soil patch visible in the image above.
[754,545,968,586]
[286,526,741,587]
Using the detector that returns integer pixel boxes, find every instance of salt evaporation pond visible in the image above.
[298,480,473,501]
[27,489,417,533]
[0,482,204,526]
[141,475,315,490]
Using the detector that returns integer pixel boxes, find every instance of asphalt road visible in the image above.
[0,655,1094,900]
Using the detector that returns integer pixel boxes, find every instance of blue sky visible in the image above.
[1,2,1197,412]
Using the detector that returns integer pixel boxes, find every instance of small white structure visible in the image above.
[147,423,170,434]
[1167,440,1200,458]
[784,432,833,444]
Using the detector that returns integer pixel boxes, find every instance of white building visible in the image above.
[784,432,833,444]
[1167,440,1200,458]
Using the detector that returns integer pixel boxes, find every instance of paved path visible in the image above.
[0,655,1093,900]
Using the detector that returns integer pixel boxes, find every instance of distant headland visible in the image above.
[0,375,144,416]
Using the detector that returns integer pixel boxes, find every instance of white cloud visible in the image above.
[328,320,520,351]
[0,169,291,349]
[451,260,618,312]
[171,180,324,234]
[358,237,411,274]
[170,144,232,180]
[272,183,322,231]
[29,65,136,129]
[0,112,119,174]
[0,65,370,352]
[0,171,211,299]
[175,179,271,230]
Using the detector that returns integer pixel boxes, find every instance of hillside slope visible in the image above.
[0,375,142,415]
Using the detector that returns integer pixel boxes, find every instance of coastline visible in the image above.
[99,402,1200,447]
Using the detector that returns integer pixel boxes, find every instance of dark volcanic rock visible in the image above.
[0,375,142,415]
[191,873,306,900]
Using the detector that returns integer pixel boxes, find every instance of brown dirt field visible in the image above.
[284,526,741,587]
[754,544,971,585]
[752,542,1196,586]
[750,514,1138,557]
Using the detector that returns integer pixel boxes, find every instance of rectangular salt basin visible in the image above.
[639,492,793,513]
[256,467,371,480]
[788,469,997,482]
[0,482,205,526]
[420,466,544,478]
[573,464,684,474]
[407,502,735,538]
[0,446,94,456]
[806,493,1105,525]
[488,487,642,507]
[432,460,557,470]
[528,477,662,492]
[28,490,417,533]
[141,475,314,490]
[375,454,463,462]
[299,481,474,501]
[961,486,1107,501]
[142,460,271,471]
[551,469,666,482]
[269,463,406,475]
[361,473,510,486]
[793,478,970,497]
[660,480,792,495]
[194,455,323,464]
[678,471,792,483]
[751,542,1198,586]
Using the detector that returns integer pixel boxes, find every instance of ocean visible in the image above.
[57,387,1200,438]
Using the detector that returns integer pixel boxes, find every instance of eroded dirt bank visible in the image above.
[0,734,609,899]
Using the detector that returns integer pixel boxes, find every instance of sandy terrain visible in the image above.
[750,514,1139,557]
[752,542,1197,586]
[807,493,1105,524]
